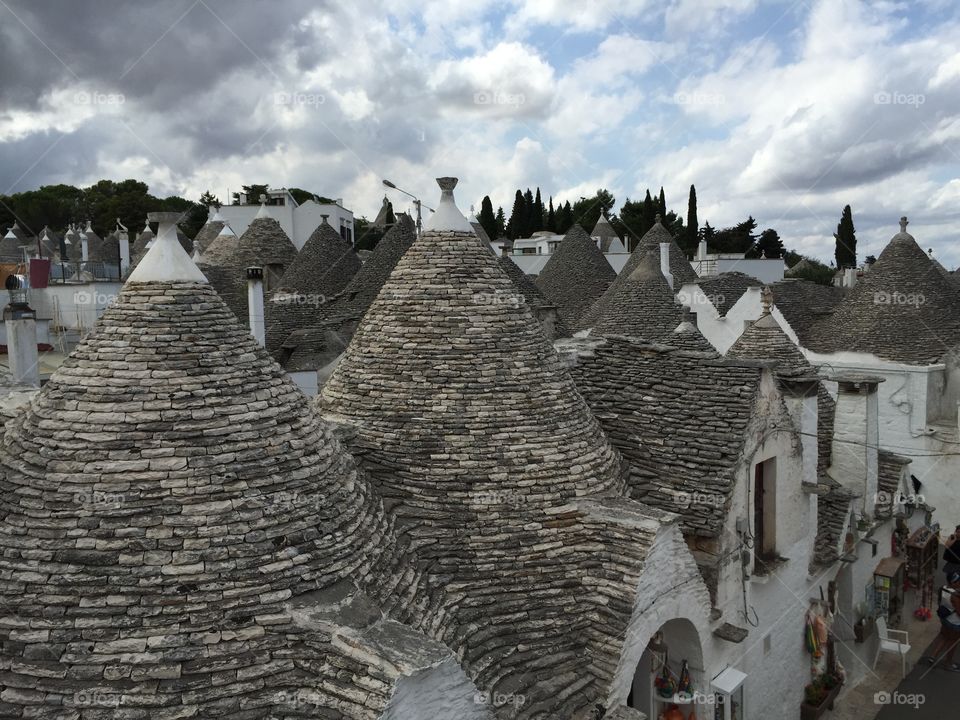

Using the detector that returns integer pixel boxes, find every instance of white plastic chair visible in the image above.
[873,617,911,677]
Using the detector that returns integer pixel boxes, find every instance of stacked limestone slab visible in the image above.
[534,224,615,326]
[571,335,760,539]
[264,219,360,356]
[197,214,298,321]
[0,227,478,718]
[319,179,669,716]
[190,215,225,258]
[577,218,697,332]
[274,217,417,372]
[590,250,693,342]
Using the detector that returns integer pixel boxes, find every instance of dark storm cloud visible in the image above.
[0,0,324,110]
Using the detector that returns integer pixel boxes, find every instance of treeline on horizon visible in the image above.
[1,179,856,285]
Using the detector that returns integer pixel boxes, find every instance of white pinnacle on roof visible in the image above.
[127,212,207,283]
[422,177,474,232]
[255,202,271,220]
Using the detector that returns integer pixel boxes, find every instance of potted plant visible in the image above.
[853,602,875,643]
[801,673,843,720]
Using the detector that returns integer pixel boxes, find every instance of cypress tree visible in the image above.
[658,186,666,216]
[547,196,556,232]
[478,195,498,242]
[834,205,857,269]
[506,190,527,239]
[532,187,544,232]
[523,188,535,234]
[495,207,506,237]
[685,184,699,256]
[641,190,655,236]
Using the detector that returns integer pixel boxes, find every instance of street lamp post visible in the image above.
[382,179,433,236]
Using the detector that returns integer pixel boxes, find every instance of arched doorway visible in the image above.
[627,618,705,718]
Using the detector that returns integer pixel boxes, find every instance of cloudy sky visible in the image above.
[1,0,958,265]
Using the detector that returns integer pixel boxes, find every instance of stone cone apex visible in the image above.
[126,212,207,283]
[423,176,474,232]
[0,267,418,716]
[319,181,625,711]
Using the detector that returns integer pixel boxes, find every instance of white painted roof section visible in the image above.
[210,207,224,222]
[255,203,271,220]
[217,222,236,237]
[3,229,15,240]
[423,177,474,233]
[127,213,207,283]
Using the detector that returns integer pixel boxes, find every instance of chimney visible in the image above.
[80,223,90,262]
[843,268,857,289]
[3,275,39,387]
[246,267,265,346]
[830,376,882,515]
[119,230,131,271]
[658,217,674,290]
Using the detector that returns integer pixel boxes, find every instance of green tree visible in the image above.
[713,216,757,254]
[494,207,506,238]
[232,184,269,205]
[199,190,221,209]
[658,187,666,216]
[571,189,615,232]
[506,190,527,239]
[546,196,555,232]
[834,204,856,269]
[478,195,498,242]
[684,184,699,256]
[529,187,543,233]
[751,228,784,259]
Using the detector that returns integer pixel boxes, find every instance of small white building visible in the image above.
[218,187,354,250]
[692,239,785,284]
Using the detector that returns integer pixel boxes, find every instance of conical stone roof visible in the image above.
[592,212,623,252]
[0,228,21,261]
[0,218,425,717]
[319,178,627,713]
[592,250,691,341]
[806,217,960,364]
[197,217,297,321]
[534,223,615,325]
[727,293,815,378]
[271,216,419,363]
[263,220,360,356]
[199,222,239,264]
[81,222,105,262]
[577,218,697,331]
[276,219,359,297]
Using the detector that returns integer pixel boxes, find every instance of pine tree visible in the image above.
[658,187,666,217]
[834,204,857,269]
[755,228,784,259]
[506,190,527,239]
[495,207,506,237]
[478,195,498,243]
[547,196,555,232]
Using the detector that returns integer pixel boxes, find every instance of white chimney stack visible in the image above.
[4,275,39,387]
[843,268,857,289]
[246,267,265,346]
[697,239,707,260]
[660,242,674,290]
